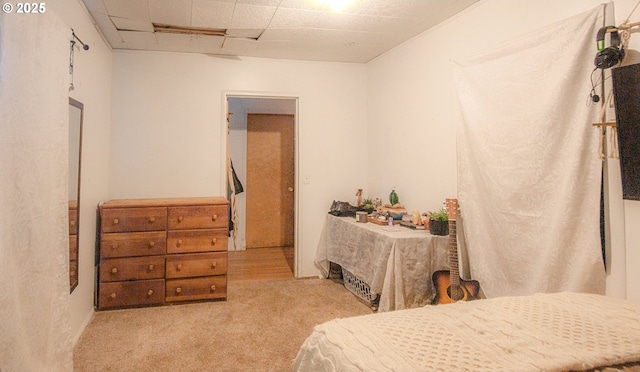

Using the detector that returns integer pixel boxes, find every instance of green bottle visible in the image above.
[389,188,399,205]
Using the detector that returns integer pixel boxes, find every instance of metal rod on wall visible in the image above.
[69,29,89,91]
[71,29,89,50]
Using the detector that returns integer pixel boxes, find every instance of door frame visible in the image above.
[221,91,300,277]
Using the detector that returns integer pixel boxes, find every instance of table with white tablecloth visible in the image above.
[315,214,449,312]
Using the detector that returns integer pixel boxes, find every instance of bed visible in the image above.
[292,292,640,371]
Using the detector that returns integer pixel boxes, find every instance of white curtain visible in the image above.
[0,12,73,371]
[452,5,606,298]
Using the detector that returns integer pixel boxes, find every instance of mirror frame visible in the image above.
[69,97,84,293]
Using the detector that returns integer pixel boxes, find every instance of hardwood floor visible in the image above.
[227,246,294,283]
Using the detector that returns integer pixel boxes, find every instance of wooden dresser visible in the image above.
[69,200,78,291]
[96,197,228,310]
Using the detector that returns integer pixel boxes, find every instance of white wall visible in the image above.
[50,0,113,344]
[110,52,368,277]
[366,0,640,301]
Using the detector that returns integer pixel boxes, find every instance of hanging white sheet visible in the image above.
[0,11,73,371]
[451,5,606,298]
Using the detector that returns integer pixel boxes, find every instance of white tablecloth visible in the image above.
[315,214,449,311]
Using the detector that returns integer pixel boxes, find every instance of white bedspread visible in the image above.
[292,292,640,371]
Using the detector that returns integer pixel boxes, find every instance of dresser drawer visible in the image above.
[70,259,78,280]
[100,256,165,282]
[69,235,78,260]
[101,207,167,233]
[101,231,167,258]
[69,208,78,235]
[165,275,227,302]
[167,205,228,230]
[165,252,227,279]
[98,279,165,309]
[166,229,227,254]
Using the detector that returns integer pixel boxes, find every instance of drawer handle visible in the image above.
[148,289,154,296]
[148,241,155,247]
[177,264,182,271]
[176,287,182,294]
[177,239,183,246]
[110,293,116,299]
[211,262,217,269]
[148,264,155,271]
[113,218,119,225]
[210,285,216,292]
[112,243,119,249]
[178,216,183,222]
[111,267,118,274]
[70,220,76,226]
[211,238,217,245]
[212,214,218,221]
[148,217,155,223]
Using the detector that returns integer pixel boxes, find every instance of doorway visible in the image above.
[225,95,298,278]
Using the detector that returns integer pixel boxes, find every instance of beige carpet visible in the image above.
[73,278,372,371]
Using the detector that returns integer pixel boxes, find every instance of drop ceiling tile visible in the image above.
[227,29,264,39]
[259,27,345,42]
[157,39,193,53]
[278,0,356,12]
[156,32,225,54]
[255,26,390,62]
[346,14,419,33]
[149,0,191,27]
[103,0,149,19]
[83,0,108,14]
[155,32,191,50]
[111,16,155,32]
[352,31,406,48]
[341,48,385,63]
[224,36,262,47]
[257,28,290,41]
[222,36,265,53]
[119,30,158,50]
[237,0,281,6]
[269,8,339,29]
[190,34,226,53]
[354,0,437,18]
[91,12,126,47]
[270,7,415,33]
[231,4,277,29]
[192,0,235,28]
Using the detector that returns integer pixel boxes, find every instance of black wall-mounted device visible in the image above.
[612,63,640,200]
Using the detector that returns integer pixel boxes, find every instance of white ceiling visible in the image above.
[81,0,479,63]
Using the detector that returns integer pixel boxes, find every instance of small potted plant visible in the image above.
[360,198,374,213]
[428,207,449,236]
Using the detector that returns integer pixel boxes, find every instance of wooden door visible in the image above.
[246,114,294,248]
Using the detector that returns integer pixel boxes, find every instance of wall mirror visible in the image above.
[69,98,84,293]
